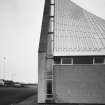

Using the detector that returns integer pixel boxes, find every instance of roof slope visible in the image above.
[38,0,50,53]
[54,0,105,56]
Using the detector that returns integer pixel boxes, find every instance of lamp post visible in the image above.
[11,73,16,82]
[3,57,6,80]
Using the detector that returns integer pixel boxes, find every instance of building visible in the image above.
[38,0,105,104]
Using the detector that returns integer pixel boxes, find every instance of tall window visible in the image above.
[47,72,53,79]
[47,80,53,98]
[50,5,54,17]
[46,0,55,102]
[49,18,54,33]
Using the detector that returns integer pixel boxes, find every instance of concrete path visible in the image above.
[15,95,37,105]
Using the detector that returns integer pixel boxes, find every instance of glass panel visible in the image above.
[47,80,52,94]
[62,57,72,64]
[47,72,53,79]
[50,0,55,4]
[50,5,54,16]
[54,56,61,64]
[49,18,54,33]
[73,56,93,64]
[47,94,53,98]
[95,56,105,64]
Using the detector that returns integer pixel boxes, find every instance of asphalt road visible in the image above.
[0,86,36,105]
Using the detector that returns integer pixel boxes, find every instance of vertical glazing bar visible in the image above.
[104,57,105,64]
[71,57,73,65]
[93,57,95,64]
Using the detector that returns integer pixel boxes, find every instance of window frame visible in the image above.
[54,56,61,64]
[54,56,105,65]
[62,57,73,64]
[94,56,105,64]
[73,56,93,65]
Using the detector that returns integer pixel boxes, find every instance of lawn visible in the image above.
[0,86,36,105]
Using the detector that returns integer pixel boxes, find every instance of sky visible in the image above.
[0,0,105,83]
[0,0,44,83]
[72,0,105,19]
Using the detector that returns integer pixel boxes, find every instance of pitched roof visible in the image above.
[38,0,50,53]
[54,0,105,56]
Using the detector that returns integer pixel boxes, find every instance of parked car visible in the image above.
[0,79,4,86]
[14,83,24,88]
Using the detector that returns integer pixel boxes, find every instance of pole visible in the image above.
[3,57,6,80]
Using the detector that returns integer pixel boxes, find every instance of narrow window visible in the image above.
[49,18,54,33]
[47,72,53,79]
[94,56,105,64]
[50,5,54,17]
[73,56,93,64]
[62,57,72,64]
[47,80,52,97]
[54,56,61,64]
[50,0,55,5]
